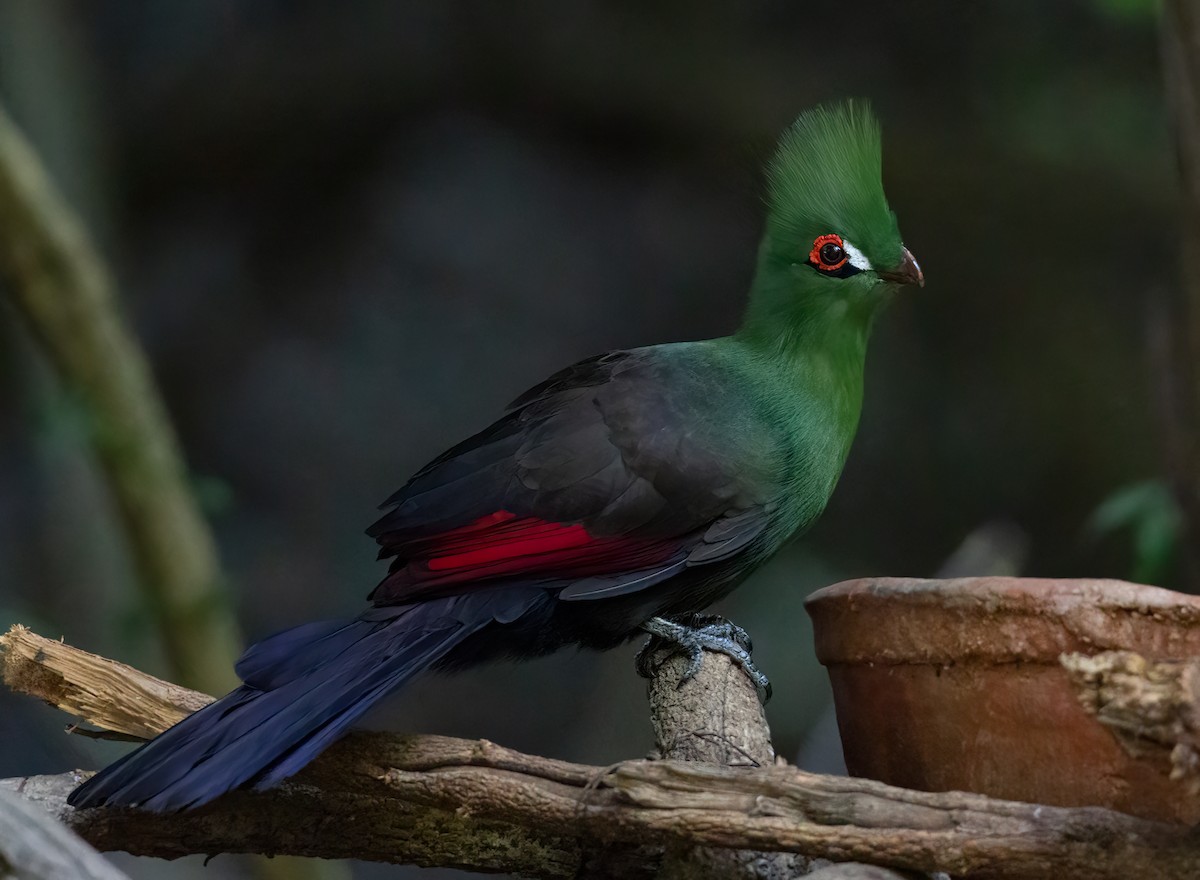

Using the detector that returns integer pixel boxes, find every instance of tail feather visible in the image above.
[68,591,540,812]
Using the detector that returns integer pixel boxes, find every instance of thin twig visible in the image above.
[64,725,144,744]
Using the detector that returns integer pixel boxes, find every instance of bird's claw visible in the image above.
[636,615,772,704]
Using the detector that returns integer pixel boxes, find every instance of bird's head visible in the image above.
[743,101,921,344]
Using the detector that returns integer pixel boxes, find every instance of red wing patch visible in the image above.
[374,511,682,601]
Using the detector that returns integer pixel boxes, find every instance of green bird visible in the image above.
[69,100,922,812]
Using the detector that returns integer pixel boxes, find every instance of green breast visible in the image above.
[702,334,867,548]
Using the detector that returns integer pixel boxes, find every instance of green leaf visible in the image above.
[1089,479,1182,585]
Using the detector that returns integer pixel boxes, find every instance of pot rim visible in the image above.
[805,576,1200,666]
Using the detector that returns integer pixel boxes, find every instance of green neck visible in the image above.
[732,247,877,479]
[736,247,875,376]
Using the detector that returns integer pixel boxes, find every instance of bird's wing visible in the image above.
[366,349,778,605]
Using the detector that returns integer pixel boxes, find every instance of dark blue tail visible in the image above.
[68,591,540,812]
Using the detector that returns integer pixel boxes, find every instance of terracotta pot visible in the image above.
[805,577,1200,823]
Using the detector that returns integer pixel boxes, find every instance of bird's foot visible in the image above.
[636,614,772,704]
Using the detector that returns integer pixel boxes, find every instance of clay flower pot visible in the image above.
[805,577,1200,823]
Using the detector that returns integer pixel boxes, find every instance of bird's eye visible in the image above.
[809,234,848,270]
[819,242,844,266]
[806,233,865,278]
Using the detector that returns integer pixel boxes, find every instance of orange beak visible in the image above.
[878,247,924,288]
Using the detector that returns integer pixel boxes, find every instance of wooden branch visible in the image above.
[0,100,240,694]
[1,625,210,740]
[3,626,1199,880]
[1063,650,1200,790]
[644,641,816,879]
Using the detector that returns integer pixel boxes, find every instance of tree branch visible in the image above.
[3,625,1198,880]
[644,641,816,879]
[0,100,240,694]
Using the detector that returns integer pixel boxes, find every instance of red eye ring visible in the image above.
[809,233,848,271]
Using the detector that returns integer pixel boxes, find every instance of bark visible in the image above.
[644,643,814,879]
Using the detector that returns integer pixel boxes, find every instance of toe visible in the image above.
[679,647,705,684]
[758,678,773,704]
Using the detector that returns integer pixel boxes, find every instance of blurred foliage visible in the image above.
[27,384,91,446]
[1088,479,1183,586]
[1094,0,1162,20]
[191,473,236,518]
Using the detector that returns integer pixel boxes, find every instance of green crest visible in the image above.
[764,101,902,271]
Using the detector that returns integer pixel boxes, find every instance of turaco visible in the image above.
[69,100,923,811]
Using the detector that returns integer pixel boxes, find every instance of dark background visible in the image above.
[0,1,1175,877]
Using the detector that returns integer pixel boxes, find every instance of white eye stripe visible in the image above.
[842,239,873,271]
